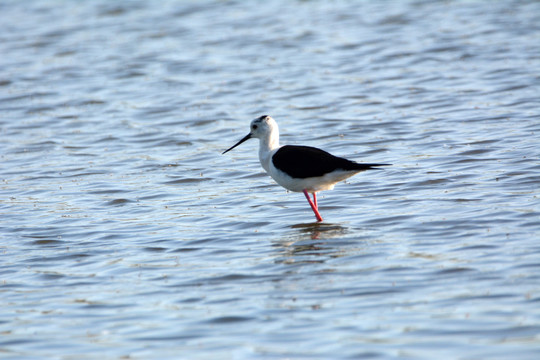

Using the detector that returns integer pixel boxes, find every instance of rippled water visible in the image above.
[1,0,539,359]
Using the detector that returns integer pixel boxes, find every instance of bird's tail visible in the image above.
[356,163,391,170]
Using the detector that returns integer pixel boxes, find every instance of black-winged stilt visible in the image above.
[222,115,390,222]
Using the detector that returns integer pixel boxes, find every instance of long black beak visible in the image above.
[222,133,252,154]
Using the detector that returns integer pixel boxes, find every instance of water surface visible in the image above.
[1,0,539,359]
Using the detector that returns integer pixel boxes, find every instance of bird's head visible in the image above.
[222,115,279,154]
[249,115,277,140]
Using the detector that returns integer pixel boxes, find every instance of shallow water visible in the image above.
[1,0,539,359]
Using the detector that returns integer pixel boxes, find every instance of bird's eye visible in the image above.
[252,125,258,130]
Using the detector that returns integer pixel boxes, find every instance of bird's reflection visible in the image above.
[290,222,348,240]
[272,223,349,265]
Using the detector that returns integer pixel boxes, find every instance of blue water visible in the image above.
[1,0,539,359]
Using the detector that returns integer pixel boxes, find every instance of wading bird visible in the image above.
[223,115,390,222]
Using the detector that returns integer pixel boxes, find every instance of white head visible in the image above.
[222,115,280,154]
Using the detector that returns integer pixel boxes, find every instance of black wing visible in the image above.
[272,145,389,179]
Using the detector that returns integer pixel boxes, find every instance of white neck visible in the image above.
[258,130,280,173]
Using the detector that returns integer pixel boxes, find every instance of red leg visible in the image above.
[313,192,318,209]
[303,189,323,222]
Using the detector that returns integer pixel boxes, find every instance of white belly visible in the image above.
[268,165,360,193]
